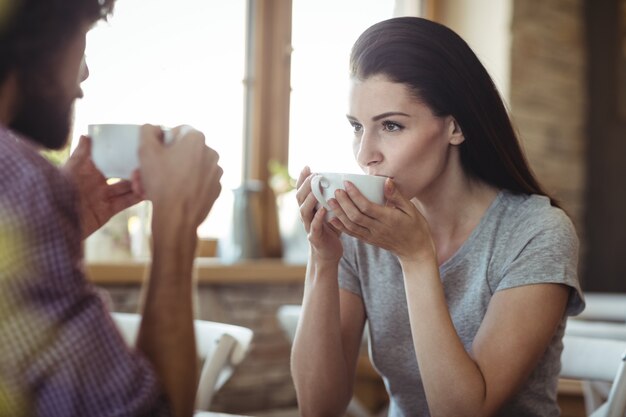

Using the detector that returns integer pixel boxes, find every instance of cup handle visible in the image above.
[162,125,193,144]
[310,174,331,210]
[163,128,175,144]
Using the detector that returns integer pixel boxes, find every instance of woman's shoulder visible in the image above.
[481,190,579,273]
[495,190,576,238]
[485,190,579,271]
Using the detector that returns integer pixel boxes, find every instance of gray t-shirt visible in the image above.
[338,190,585,417]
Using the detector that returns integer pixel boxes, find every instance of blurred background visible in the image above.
[72,0,626,415]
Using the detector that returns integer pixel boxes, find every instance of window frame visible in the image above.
[246,0,436,257]
[245,0,293,258]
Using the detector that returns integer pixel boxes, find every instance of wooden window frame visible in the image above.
[245,0,435,257]
[245,0,293,258]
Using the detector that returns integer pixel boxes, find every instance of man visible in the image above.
[0,1,223,416]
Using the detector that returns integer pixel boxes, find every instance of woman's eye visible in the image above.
[382,121,402,132]
[350,122,363,133]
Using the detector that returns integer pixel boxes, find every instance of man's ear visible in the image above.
[0,71,20,125]
[447,117,465,145]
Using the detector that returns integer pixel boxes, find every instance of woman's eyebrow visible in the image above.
[346,112,411,122]
[371,111,410,121]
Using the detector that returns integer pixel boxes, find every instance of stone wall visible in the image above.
[103,282,304,414]
[509,0,588,237]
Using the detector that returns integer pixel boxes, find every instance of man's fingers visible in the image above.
[110,190,143,213]
[106,180,134,197]
[72,135,91,157]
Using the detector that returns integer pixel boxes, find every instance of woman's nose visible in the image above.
[355,131,382,168]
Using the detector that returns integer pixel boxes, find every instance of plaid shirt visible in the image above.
[0,125,170,417]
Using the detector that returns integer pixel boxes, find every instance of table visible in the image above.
[194,412,251,417]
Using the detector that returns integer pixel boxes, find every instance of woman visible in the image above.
[291,17,584,417]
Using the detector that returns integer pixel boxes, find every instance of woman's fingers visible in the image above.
[328,183,379,237]
[296,173,315,206]
[299,191,319,231]
[328,195,371,239]
[383,178,412,214]
[342,182,383,221]
[296,166,311,189]
[308,206,327,238]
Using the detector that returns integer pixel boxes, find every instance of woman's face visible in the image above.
[347,74,463,200]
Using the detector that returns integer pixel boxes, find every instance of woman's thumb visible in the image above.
[384,178,404,207]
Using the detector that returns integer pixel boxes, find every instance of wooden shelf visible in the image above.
[86,258,306,285]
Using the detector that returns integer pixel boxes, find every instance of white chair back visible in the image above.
[276,305,301,342]
[111,312,253,411]
[561,335,626,417]
[575,293,626,323]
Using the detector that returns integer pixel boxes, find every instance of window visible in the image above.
[288,0,396,179]
[73,0,247,240]
[77,0,422,259]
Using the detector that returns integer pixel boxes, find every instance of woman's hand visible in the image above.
[61,135,143,239]
[296,166,343,263]
[328,178,435,264]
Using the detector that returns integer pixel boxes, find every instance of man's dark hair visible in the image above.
[0,0,115,85]
[0,0,115,149]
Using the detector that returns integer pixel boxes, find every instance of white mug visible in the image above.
[88,124,174,179]
[310,172,386,220]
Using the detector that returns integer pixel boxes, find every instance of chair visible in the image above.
[565,292,626,414]
[276,305,384,417]
[111,312,253,411]
[575,293,626,322]
[560,335,626,417]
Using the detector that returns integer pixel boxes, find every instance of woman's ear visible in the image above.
[447,117,465,145]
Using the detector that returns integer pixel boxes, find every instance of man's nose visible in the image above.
[79,56,89,83]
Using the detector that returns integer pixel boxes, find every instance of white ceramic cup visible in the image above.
[88,124,174,179]
[310,172,386,220]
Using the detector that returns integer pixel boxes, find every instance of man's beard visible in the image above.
[9,75,74,151]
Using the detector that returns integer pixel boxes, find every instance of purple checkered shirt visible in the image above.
[0,125,171,416]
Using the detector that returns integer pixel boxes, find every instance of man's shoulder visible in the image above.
[0,127,74,222]
[0,127,69,193]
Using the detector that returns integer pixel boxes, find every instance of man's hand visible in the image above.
[61,135,143,239]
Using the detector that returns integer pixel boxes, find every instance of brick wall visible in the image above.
[509,0,588,236]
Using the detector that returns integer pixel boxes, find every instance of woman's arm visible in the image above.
[291,166,367,417]
[291,263,366,417]
[326,180,571,417]
[402,256,569,417]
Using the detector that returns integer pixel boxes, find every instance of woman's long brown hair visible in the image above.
[350,17,558,206]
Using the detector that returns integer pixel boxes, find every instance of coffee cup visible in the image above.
[310,172,386,220]
[88,124,174,179]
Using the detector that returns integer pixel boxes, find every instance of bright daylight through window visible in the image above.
[288,0,396,179]
[73,0,246,255]
[74,0,398,258]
